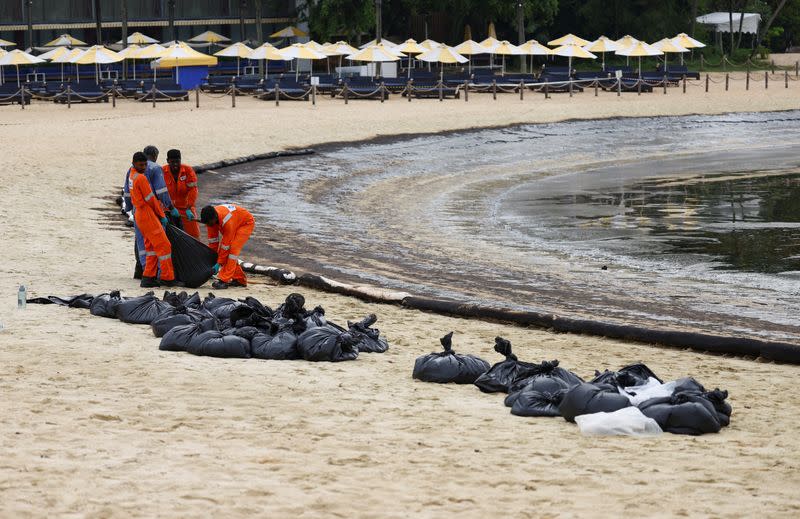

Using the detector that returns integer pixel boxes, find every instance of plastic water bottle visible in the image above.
[18,285,26,310]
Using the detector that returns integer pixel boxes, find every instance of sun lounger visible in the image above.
[403,80,460,99]
[200,75,235,93]
[257,79,310,101]
[53,82,109,103]
[0,84,32,105]
[135,81,189,101]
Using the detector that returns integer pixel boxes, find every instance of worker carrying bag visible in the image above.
[165,224,218,289]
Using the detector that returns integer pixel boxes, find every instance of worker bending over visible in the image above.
[129,152,178,288]
[162,149,200,238]
[200,204,255,289]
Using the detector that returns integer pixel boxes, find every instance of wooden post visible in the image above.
[20,85,25,110]
[705,74,709,93]
[594,80,598,97]
[637,79,641,95]
[275,84,280,106]
[112,81,116,107]
[195,87,199,108]
[344,85,348,105]
[463,80,468,102]
[771,60,775,74]
[438,81,443,102]
[231,84,236,108]
[381,82,385,103]
[519,80,523,101]
[746,70,750,90]
[786,70,789,89]
[796,60,799,77]
[67,84,72,108]
[765,71,768,89]
[725,73,729,91]
[682,76,686,94]
[492,79,496,100]
[545,80,550,99]
[663,75,667,94]
[569,79,573,97]
[312,84,316,105]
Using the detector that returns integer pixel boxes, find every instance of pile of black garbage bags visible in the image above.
[413,333,732,436]
[30,291,388,362]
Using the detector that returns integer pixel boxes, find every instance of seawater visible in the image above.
[210,111,800,343]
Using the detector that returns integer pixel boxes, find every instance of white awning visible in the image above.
[696,12,761,34]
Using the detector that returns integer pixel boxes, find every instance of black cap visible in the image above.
[132,151,147,162]
[167,149,181,160]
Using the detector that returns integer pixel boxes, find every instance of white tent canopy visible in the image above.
[696,12,762,34]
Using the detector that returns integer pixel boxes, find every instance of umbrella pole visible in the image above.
[237,57,240,76]
[638,56,642,77]
[16,64,20,87]
[602,52,605,71]
[60,63,64,82]
[77,64,80,83]
[295,59,299,81]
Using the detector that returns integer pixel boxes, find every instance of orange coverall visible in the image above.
[129,169,175,281]
[206,204,255,286]
[162,163,200,238]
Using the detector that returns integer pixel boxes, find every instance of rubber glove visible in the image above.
[211,264,221,275]
[170,207,181,219]
[185,208,195,221]
[160,216,169,228]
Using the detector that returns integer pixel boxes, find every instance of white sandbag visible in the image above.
[619,378,677,405]
[575,406,662,436]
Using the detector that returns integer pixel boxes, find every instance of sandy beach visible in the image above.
[2,78,800,517]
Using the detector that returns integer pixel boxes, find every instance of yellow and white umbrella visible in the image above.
[135,43,167,59]
[249,42,291,77]
[417,45,468,81]
[117,32,158,45]
[517,39,552,74]
[346,44,402,78]
[491,40,521,74]
[672,33,705,65]
[0,48,6,84]
[304,40,329,54]
[615,41,662,76]
[280,43,328,79]
[480,36,501,51]
[322,41,359,77]
[151,42,217,82]
[455,39,490,73]
[70,45,123,83]
[613,35,639,66]
[189,30,230,45]
[0,49,45,86]
[583,36,618,70]
[270,26,308,39]
[37,46,71,61]
[115,44,142,80]
[419,39,440,51]
[652,38,687,72]
[394,39,426,78]
[359,38,399,49]
[551,43,597,75]
[214,41,254,75]
[0,38,16,48]
[45,34,87,47]
[548,33,590,47]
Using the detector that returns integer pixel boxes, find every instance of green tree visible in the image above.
[301,0,376,43]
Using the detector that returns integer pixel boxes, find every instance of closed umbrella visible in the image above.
[615,41,662,77]
[651,38,687,72]
[454,39,489,74]
[583,36,618,71]
[548,34,590,47]
[280,43,327,80]
[117,32,158,45]
[394,39,426,78]
[0,49,45,86]
[249,42,292,78]
[214,42,254,75]
[551,43,597,76]
[45,34,87,47]
[416,45,467,81]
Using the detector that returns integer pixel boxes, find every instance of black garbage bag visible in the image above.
[296,326,360,362]
[27,294,94,309]
[186,330,251,359]
[229,296,273,329]
[672,377,707,394]
[222,326,261,343]
[273,293,309,334]
[591,363,663,389]
[412,332,491,384]
[251,319,300,360]
[473,337,536,393]
[151,306,214,338]
[348,314,389,353]
[159,318,219,352]
[559,383,632,423]
[638,392,723,435]
[116,292,174,324]
[511,389,568,417]
[162,290,202,309]
[505,372,575,408]
[90,291,127,318]
[202,293,245,321]
[699,389,732,427]
[165,224,218,288]
[304,306,328,329]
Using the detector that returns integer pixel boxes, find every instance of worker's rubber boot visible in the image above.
[140,276,160,288]
[211,280,230,290]
[134,261,143,280]
[161,279,185,288]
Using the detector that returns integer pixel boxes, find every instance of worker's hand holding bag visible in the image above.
[211,264,221,275]
[160,216,169,228]
[186,209,195,221]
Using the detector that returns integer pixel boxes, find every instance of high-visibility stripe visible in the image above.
[144,192,154,201]
[186,182,197,187]
[220,244,231,251]
[155,187,168,195]
[208,237,220,243]
[221,212,233,226]
[158,254,172,261]
[229,254,240,261]
[145,251,157,256]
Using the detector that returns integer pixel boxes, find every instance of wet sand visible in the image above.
[1,82,800,517]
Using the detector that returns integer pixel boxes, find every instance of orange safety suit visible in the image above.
[206,204,255,286]
[162,163,200,239]
[129,168,175,281]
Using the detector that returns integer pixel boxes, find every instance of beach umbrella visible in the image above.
[615,41,662,76]
[394,39,426,78]
[117,32,158,45]
[454,39,489,74]
[491,40,522,74]
[52,47,83,81]
[359,38,399,49]
[0,38,16,48]
[214,41,254,75]
[551,43,596,76]
[480,36,501,51]
[151,42,217,83]
[115,44,141,79]
[71,45,123,84]
[37,46,71,61]
[419,39,440,51]
[652,38,687,72]
[417,45,468,81]
[249,42,291,78]
[346,44,402,78]
[45,34,87,47]
[270,26,308,40]
[548,34,590,47]
[583,36,618,71]
[672,33,705,65]
[135,43,167,81]
[614,35,639,66]
[517,39,552,73]
[280,42,327,80]
[0,49,45,86]
[189,31,230,45]
[322,41,359,77]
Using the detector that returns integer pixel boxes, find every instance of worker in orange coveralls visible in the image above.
[162,149,200,238]
[199,204,255,289]
[129,152,178,288]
